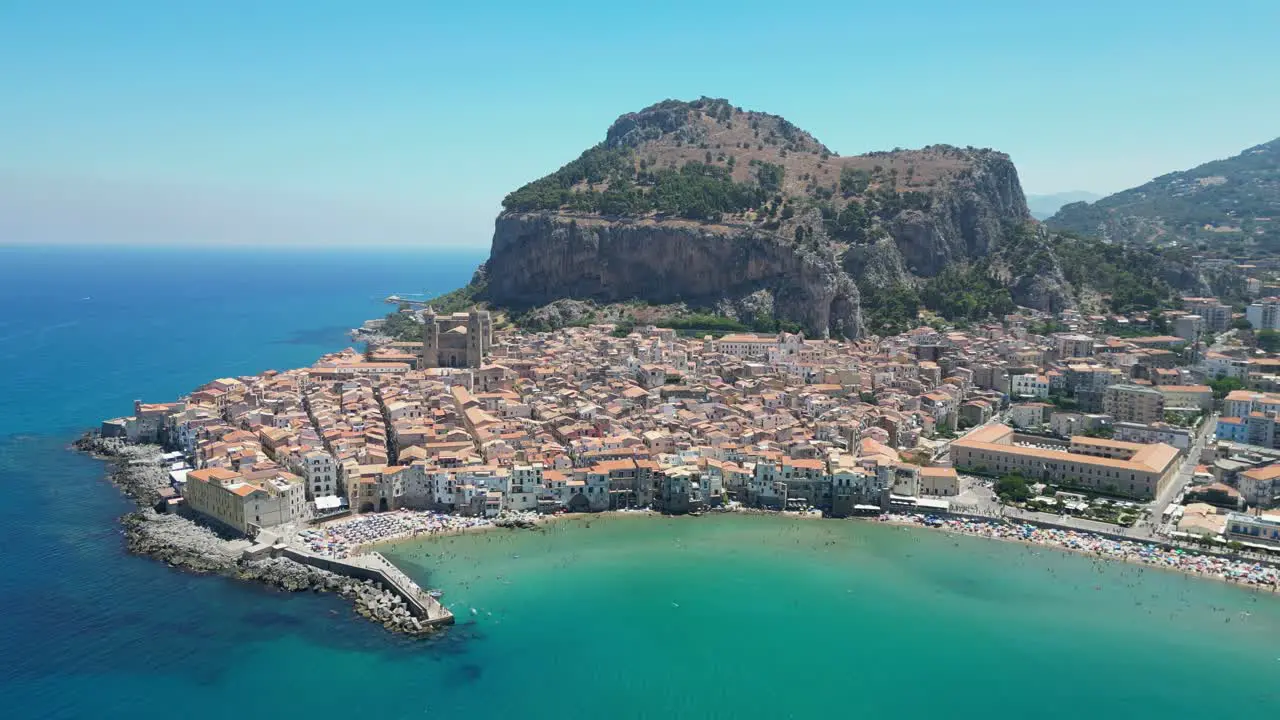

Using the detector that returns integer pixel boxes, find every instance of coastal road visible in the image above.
[1144,413,1218,538]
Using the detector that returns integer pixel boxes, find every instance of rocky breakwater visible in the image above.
[75,434,438,637]
[349,580,432,635]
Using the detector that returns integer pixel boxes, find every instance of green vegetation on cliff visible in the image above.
[995,225,1182,314]
[504,154,770,222]
[858,282,921,336]
[854,263,1015,335]
[1051,234,1181,313]
[378,279,490,341]
[381,309,421,341]
[610,312,802,338]
[920,264,1015,321]
[480,97,1209,336]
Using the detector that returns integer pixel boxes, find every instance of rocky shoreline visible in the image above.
[74,433,439,636]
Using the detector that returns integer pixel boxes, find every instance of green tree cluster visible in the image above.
[1027,319,1068,336]
[1208,375,1245,399]
[1258,329,1280,353]
[839,167,870,197]
[919,264,1015,322]
[382,311,423,341]
[819,201,873,243]
[502,144,771,222]
[753,161,785,193]
[858,282,921,335]
[996,473,1032,502]
[1048,232,1181,312]
[502,145,633,211]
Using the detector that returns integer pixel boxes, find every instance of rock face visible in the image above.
[485,213,863,337]
[885,154,1029,276]
[474,97,1035,336]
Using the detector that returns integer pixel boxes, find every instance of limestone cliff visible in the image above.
[485,212,862,337]
[472,97,1041,335]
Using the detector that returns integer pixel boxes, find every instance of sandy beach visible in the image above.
[301,505,1280,594]
[302,508,663,557]
[880,513,1280,593]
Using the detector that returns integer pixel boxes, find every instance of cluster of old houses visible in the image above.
[98,294,1280,542]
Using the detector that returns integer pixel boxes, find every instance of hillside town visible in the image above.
[103,293,1280,558]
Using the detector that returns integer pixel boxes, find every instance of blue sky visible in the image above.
[2,0,1278,247]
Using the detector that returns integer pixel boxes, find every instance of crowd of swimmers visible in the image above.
[883,513,1280,591]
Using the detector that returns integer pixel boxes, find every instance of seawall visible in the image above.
[281,548,454,626]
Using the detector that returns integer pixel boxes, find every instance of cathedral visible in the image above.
[420,308,492,368]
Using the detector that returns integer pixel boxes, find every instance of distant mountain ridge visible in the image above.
[1046,138,1280,248]
[1026,191,1101,220]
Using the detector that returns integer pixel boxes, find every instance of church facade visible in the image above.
[420,309,492,368]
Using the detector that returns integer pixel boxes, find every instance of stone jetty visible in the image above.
[77,433,446,636]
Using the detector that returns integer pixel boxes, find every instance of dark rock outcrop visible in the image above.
[484,212,864,337]
[886,154,1029,276]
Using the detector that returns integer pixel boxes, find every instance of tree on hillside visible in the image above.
[840,167,870,197]
[1208,375,1244,399]
[755,162,785,193]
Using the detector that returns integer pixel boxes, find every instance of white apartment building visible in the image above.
[1054,333,1095,359]
[1183,297,1233,332]
[1246,298,1280,331]
[1112,422,1192,450]
[1010,373,1050,399]
[1225,512,1280,547]
[715,334,776,359]
[1204,352,1250,380]
[507,463,544,511]
[301,450,339,500]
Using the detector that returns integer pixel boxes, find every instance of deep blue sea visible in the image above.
[0,245,483,718]
[3,245,1279,719]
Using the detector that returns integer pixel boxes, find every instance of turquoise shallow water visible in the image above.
[383,514,1280,718]
[2,245,1278,719]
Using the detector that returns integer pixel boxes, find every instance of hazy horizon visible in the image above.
[3,0,1278,247]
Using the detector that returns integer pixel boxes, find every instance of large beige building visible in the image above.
[1156,384,1213,412]
[185,467,306,536]
[951,424,1180,500]
[1103,384,1166,424]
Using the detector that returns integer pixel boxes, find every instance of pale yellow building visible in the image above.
[184,467,306,536]
[918,466,959,497]
[950,424,1179,500]
[1156,384,1213,412]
